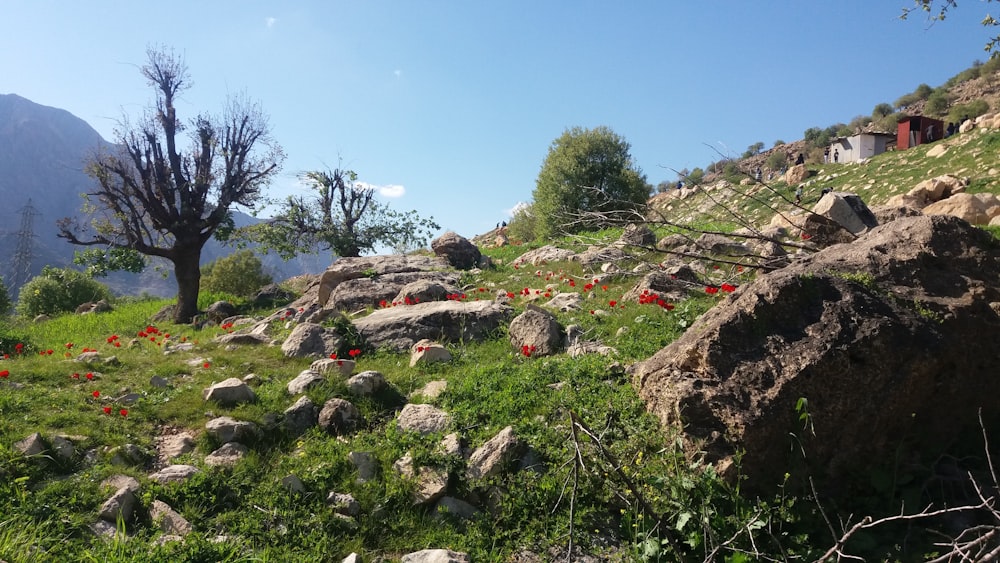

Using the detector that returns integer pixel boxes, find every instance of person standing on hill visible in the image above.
[795,186,804,205]
[833,149,839,163]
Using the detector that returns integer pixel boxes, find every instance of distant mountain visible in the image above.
[0,93,332,299]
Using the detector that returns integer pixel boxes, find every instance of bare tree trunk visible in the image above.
[172,246,202,324]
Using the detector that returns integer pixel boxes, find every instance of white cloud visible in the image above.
[505,201,530,217]
[265,17,277,28]
[356,181,406,198]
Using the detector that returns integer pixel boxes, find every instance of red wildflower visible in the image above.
[203,362,211,369]
[65,343,74,349]
[801,232,812,240]
[737,266,744,272]
[330,353,338,359]
[609,300,617,308]
[721,283,736,293]
[114,342,121,348]
[416,346,426,353]
[584,283,594,291]
[103,406,112,415]
[92,390,100,398]
[0,370,8,378]
[46,349,53,355]
[72,373,80,379]
[85,373,94,380]
[119,409,128,417]
[568,280,576,287]
[589,310,595,315]
[601,285,608,291]
[506,292,515,299]
[705,286,719,295]
[349,349,361,358]
[380,299,388,308]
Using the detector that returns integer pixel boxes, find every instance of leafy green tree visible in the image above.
[925,90,951,115]
[872,103,894,119]
[57,48,284,323]
[201,250,273,298]
[742,141,765,158]
[532,126,649,239]
[248,168,439,258]
[948,99,990,124]
[902,1,1000,53]
[16,267,112,318]
[686,167,705,185]
[506,202,537,243]
[765,151,788,171]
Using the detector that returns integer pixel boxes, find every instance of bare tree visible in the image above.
[58,47,284,323]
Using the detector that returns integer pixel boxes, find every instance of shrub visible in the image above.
[925,90,951,116]
[200,250,273,299]
[766,151,788,171]
[16,266,112,318]
[948,100,990,124]
[506,203,537,243]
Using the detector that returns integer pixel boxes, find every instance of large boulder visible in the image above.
[354,300,513,352]
[281,323,342,358]
[514,245,576,266]
[317,255,452,307]
[431,231,482,270]
[328,271,461,312]
[811,191,878,235]
[922,192,990,225]
[630,215,1000,493]
[508,306,563,357]
[784,163,809,185]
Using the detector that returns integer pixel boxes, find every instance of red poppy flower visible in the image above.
[721,283,736,293]
[330,353,338,359]
[114,342,121,348]
[416,346,425,353]
[568,280,576,287]
[203,362,211,369]
[92,390,100,398]
[349,349,361,358]
[85,373,94,380]
[705,287,719,295]
[103,406,112,415]
[72,373,80,379]
[601,285,608,291]
[46,349,53,355]
[0,370,8,378]
[609,300,617,308]
[119,409,128,417]
[65,343,74,349]
[801,232,812,240]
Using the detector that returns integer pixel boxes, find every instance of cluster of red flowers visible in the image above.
[379,296,422,308]
[220,322,235,331]
[0,370,8,378]
[705,284,737,295]
[521,344,537,357]
[638,290,675,310]
[445,294,467,301]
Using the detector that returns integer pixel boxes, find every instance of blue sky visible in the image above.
[1,1,994,242]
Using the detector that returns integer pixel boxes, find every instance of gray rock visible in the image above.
[346,370,386,396]
[150,500,192,536]
[281,474,306,494]
[397,403,452,436]
[99,486,137,523]
[101,474,141,493]
[435,496,479,520]
[318,398,363,436]
[467,426,524,480]
[326,492,361,517]
[205,301,238,324]
[287,370,326,395]
[149,465,200,484]
[50,435,75,461]
[157,432,196,463]
[508,306,564,357]
[205,442,248,467]
[354,300,513,352]
[283,396,318,437]
[281,323,342,358]
[317,254,452,307]
[431,231,481,270]
[205,416,258,444]
[203,378,256,406]
[400,549,471,563]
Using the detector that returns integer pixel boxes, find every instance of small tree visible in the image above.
[248,168,439,258]
[57,48,284,323]
[201,250,273,298]
[506,202,537,243]
[532,126,649,239]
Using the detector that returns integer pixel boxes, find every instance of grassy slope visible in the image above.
[4,123,1000,562]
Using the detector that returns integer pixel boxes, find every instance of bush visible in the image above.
[532,126,649,239]
[948,100,990,124]
[506,203,537,244]
[925,90,951,116]
[16,266,112,318]
[200,250,273,299]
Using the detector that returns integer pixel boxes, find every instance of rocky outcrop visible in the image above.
[281,323,342,358]
[353,300,513,352]
[431,231,482,270]
[508,306,563,357]
[631,215,1000,493]
[316,255,452,307]
[812,191,878,235]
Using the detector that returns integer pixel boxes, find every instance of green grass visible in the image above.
[6,125,1000,560]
